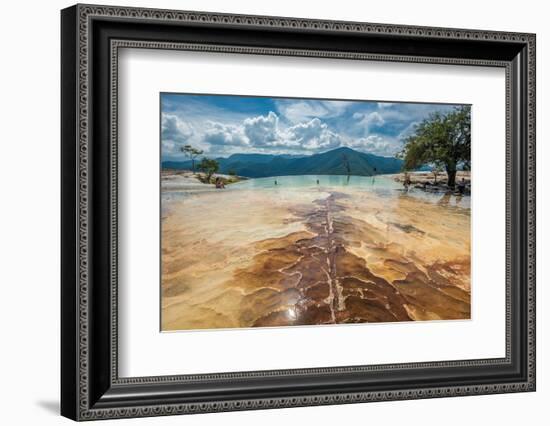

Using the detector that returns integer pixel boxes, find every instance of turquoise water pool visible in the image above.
[231,174,401,190]
[163,173,470,210]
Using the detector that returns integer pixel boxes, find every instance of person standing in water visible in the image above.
[457,177,466,194]
[274,179,277,186]
[403,172,411,191]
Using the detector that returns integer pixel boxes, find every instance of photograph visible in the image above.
[160,94,472,331]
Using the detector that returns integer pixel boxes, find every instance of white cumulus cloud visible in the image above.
[276,100,354,123]
[352,111,385,131]
[161,113,195,155]
[286,118,342,151]
[201,112,343,152]
[344,134,400,157]
[203,122,249,146]
[243,111,280,146]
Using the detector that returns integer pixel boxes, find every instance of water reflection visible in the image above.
[163,174,470,211]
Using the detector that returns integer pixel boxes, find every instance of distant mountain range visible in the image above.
[162,147,404,178]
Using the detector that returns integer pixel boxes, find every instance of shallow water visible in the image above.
[232,174,400,189]
[161,174,471,331]
[163,174,469,209]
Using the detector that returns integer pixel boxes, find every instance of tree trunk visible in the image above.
[446,166,457,188]
[191,159,195,173]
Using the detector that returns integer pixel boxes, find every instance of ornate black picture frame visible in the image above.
[61,4,536,421]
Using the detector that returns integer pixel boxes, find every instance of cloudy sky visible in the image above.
[161,93,461,161]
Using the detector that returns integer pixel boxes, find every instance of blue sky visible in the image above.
[161,93,462,161]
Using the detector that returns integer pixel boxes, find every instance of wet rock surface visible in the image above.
[161,185,470,330]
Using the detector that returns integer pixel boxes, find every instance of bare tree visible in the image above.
[181,145,203,173]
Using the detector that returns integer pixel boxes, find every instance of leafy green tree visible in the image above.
[198,158,219,183]
[400,106,470,187]
[181,145,203,173]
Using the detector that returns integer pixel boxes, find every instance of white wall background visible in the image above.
[0,0,546,424]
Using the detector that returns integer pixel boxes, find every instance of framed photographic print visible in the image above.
[61,4,536,421]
